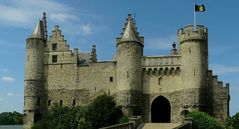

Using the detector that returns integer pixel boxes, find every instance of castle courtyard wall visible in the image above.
[45,61,117,107]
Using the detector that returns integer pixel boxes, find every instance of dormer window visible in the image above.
[52,43,57,51]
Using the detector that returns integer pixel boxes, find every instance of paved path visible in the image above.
[137,123,181,129]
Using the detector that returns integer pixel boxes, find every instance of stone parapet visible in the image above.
[142,55,181,67]
[178,25,208,44]
[99,116,142,129]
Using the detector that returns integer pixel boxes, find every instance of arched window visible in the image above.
[158,77,162,85]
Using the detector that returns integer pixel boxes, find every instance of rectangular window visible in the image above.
[52,55,57,63]
[110,77,113,82]
[37,97,40,106]
[48,100,51,106]
[72,99,76,106]
[60,100,63,106]
[52,43,57,51]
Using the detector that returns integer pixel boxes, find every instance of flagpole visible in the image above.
[194,1,196,31]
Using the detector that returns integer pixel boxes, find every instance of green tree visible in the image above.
[32,106,91,129]
[225,116,234,129]
[0,111,23,125]
[225,112,239,129]
[86,94,124,129]
[32,94,126,129]
[74,106,92,129]
[187,111,223,129]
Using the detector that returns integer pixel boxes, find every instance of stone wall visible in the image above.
[142,88,207,123]
[79,61,117,94]
[45,61,117,107]
[44,24,117,109]
[142,67,181,94]
[207,70,230,121]
[47,89,91,107]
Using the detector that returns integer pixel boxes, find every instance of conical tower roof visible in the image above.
[29,20,45,39]
[118,14,142,44]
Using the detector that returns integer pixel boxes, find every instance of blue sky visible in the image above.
[0,0,238,116]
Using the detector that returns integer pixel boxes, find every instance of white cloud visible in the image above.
[146,35,177,50]
[7,93,14,96]
[7,92,21,97]
[0,0,103,37]
[0,98,3,102]
[49,13,77,23]
[80,24,93,35]
[1,76,15,83]
[0,68,8,72]
[0,0,75,27]
[210,64,239,75]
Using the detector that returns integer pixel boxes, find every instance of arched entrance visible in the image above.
[151,96,171,123]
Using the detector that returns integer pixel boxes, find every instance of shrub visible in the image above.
[187,111,223,129]
[225,112,239,129]
[117,116,129,124]
[86,94,124,128]
[32,94,126,129]
[0,111,23,125]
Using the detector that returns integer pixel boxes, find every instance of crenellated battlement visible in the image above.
[208,70,229,89]
[142,55,181,67]
[212,75,229,89]
[178,25,208,43]
[143,66,181,76]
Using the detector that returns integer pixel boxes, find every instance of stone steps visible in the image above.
[137,123,181,129]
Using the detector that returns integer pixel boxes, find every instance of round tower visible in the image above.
[178,25,208,110]
[24,21,46,129]
[116,14,144,116]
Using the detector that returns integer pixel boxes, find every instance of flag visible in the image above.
[195,4,205,12]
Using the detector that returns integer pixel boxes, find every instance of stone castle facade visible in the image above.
[24,13,230,129]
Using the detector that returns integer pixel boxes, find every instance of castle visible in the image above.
[23,13,230,129]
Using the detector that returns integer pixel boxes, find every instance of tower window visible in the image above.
[48,100,51,106]
[127,71,129,78]
[189,47,191,53]
[72,99,76,106]
[52,43,57,51]
[60,100,63,106]
[37,97,40,106]
[52,55,57,63]
[109,77,113,82]
[158,77,162,85]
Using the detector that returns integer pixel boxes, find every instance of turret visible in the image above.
[42,12,48,41]
[178,25,208,110]
[24,20,47,129]
[89,45,97,63]
[116,14,144,116]
[170,42,178,55]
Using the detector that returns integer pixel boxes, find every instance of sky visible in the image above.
[0,0,238,116]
